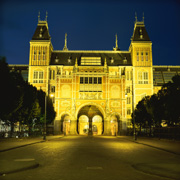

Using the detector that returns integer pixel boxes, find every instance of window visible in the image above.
[136,52,139,61]
[38,51,41,60]
[43,51,46,60]
[127,71,129,80]
[81,57,101,65]
[141,52,144,61]
[51,86,55,92]
[80,77,102,92]
[33,50,36,60]
[146,52,148,61]
[127,97,131,104]
[33,71,44,83]
[126,86,130,93]
[127,108,131,115]
[138,71,148,84]
[49,70,55,80]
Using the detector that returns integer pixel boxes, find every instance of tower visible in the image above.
[28,12,53,92]
[129,14,153,105]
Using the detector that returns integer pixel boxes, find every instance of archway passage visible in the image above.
[61,114,71,135]
[77,105,103,135]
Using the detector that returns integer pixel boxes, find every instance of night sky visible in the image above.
[1,0,180,65]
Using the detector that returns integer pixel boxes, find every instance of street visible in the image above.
[0,136,180,180]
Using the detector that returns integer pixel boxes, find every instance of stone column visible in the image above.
[103,119,111,135]
[70,119,77,135]
[88,117,93,136]
[54,120,62,135]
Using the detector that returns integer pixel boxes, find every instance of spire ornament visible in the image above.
[38,11,40,22]
[142,12,144,23]
[75,58,78,68]
[113,34,120,51]
[63,33,68,51]
[45,11,48,21]
[135,12,137,23]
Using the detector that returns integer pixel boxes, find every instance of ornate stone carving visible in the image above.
[79,92,102,100]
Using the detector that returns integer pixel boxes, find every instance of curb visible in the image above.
[116,136,180,156]
[0,136,64,153]
[0,162,39,176]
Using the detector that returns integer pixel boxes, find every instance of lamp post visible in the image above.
[43,94,47,140]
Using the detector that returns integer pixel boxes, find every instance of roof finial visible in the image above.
[75,57,78,68]
[142,12,144,23]
[45,11,48,21]
[38,11,40,22]
[63,33,68,51]
[135,12,137,22]
[113,34,120,51]
[115,34,118,49]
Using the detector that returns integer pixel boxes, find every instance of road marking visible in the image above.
[14,159,35,162]
[36,146,48,151]
[86,167,103,170]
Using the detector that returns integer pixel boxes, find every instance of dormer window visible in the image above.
[123,57,127,64]
[111,58,114,64]
[55,56,59,63]
[68,57,71,64]
[139,28,143,39]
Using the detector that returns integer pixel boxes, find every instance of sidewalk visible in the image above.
[0,135,64,176]
[118,136,180,155]
[0,135,64,152]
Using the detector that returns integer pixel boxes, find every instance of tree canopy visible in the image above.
[134,74,180,133]
[0,57,56,133]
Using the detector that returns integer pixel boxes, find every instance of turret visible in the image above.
[29,12,53,66]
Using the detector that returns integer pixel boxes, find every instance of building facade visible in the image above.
[25,17,180,135]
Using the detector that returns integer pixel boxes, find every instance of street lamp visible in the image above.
[43,94,47,140]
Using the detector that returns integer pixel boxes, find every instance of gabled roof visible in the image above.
[50,51,132,66]
[31,21,51,41]
[131,21,151,42]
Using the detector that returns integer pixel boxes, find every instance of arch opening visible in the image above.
[77,105,104,135]
[61,114,71,135]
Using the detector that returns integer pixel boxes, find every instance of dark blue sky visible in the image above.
[1,0,180,65]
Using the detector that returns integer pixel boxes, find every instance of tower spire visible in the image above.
[115,34,118,49]
[63,33,68,51]
[135,12,137,23]
[45,11,48,21]
[38,11,40,22]
[142,12,144,23]
[113,34,120,51]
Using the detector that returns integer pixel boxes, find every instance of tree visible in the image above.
[134,74,180,136]
[0,57,24,133]
[158,75,180,126]
[134,96,153,135]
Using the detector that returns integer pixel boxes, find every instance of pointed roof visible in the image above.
[31,13,51,41]
[131,21,151,42]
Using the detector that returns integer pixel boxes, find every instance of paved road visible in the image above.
[0,136,180,180]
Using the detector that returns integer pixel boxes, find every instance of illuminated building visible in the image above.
[10,15,180,135]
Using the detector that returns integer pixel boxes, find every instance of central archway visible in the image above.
[77,105,104,135]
